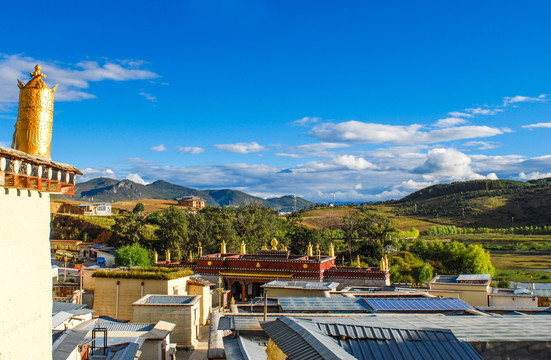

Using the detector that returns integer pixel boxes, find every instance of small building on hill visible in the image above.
[177,195,205,210]
[78,202,112,215]
[429,274,491,306]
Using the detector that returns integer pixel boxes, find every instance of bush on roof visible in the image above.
[92,266,193,280]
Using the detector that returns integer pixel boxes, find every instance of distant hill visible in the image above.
[67,177,313,212]
[392,178,551,227]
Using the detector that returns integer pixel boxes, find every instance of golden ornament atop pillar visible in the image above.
[221,240,227,255]
[329,242,335,257]
[12,64,58,158]
[240,241,247,255]
[307,242,313,257]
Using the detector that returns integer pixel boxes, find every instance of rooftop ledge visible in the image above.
[0,146,82,195]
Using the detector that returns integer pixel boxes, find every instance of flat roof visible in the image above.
[133,294,200,306]
[262,280,339,291]
[278,296,371,312]
[364,298,473,312]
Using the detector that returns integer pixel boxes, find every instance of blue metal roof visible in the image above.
[223,335,268,360]
[261,317,482,360]
[145,295,196,305]
[364,298,473,312]
[95,322,155,332]
[278,297,371,312]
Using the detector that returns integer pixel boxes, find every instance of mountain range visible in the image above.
[68,177,313,212]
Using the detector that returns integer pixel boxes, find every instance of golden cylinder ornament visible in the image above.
[12,65,57,158]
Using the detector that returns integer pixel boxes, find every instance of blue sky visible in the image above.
[1,1,551,202]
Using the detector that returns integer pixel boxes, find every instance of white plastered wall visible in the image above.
[0,188,52,359]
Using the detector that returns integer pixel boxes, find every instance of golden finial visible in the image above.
[30,64,46,79]
[198,242,203,257]
[271,238,278,250]
[281,244,288,251]
[221,240,227,255]
[261,244,268,251]
[240,241,247,255]
[356,255,361,268]
[329,242,335,257]
[316,244,321,259]
[189,250,193,262]
[307,242,313,257]
[153,251,158,264]
[166,250,171,263]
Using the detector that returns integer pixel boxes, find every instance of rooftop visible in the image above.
[278,296,371,313]
[92,267,193,280]
[363,298,473,312]
[262,280,339,291]
[133,294,200,306]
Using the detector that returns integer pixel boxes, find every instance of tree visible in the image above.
[115,244,151,267]
[110,213,148,247]
[154,206,189,260]
[133,202,145,214]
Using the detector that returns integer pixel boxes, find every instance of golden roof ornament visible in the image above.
[198,242,203,257]
[240,241,247,255]
[307,242,313,257]
[261,244,268,251]
[12,64,58,158]
[329,242,335,257]
[221,240,227,255]
[270,238,278,250]
[356,255,361,268]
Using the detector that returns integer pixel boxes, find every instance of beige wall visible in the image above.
[0,189,52,359]
[133,302,200,347]
[489,294,538,307]
[429,283,489,306]
[93,276,190,320]
[188,283,212,325]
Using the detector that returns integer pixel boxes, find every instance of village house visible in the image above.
[177,195,206,210]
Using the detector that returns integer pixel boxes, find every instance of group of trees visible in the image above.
[424,224,551,236]
[109,203,494,284]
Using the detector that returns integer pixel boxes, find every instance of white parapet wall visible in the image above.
[0,188,52,359]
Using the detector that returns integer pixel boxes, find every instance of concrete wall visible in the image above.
[133,302,200,347]
[93,276,190,320]
[429,283,489,306]
[489,294,538,307]
[188,283,212,325]
[0,189,52,359]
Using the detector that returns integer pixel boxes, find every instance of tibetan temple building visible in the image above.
[159,239,390,301]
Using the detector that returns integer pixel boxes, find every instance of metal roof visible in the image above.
[533,289,551,297]
[95,322,155,332]
[456,274,491,282]
[262,317,356,360]
[262,317,482,360]
[52,301,87,314]
[310,315,551,342]
[278,297,371,312]
[262,280,339,290]
[223,335,268,360]
[109,342,141,360]
[364,298,473,312]
[52,311,74,328]
[218,317,262,331]
[52,330,89,360]
[145,295,197,305]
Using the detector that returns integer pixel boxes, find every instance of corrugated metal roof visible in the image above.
[262,317,355,360]
[95,322,155,332]
[109,342,141,360]
[145,295,196,305]
[533,289,551,297]
[364,298,473,312]
[52,330,89,360]
[278,297,371,312]
[263,317,482,360]
[218,317,262,331]
[262,280,339,290]
[52,311,73,328]
[223,335,268,360]
[309,315,551,342]
[53,301,87,314]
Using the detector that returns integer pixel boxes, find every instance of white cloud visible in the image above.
[0,54,159,106]
[332,155,377,170]
[214,141,268,153]
[462,141,498,150]
[503,94,546,106]
[518,171,551,180]
[486,172,499,180]
[78,167,118,183]
[448,111,474,118]
[176,146,205,154]
[396,179,435,191]
[433,117,468,127]
[414,148,478,179]
[355,183,362,190]
[125,173,149,185]
[139,91,157,102]
[522,122,551,129]
[274,153,303,158]
[292,116,321,126]
[310,121,505,145]
[464,107,503,115]
[150,144,168,152]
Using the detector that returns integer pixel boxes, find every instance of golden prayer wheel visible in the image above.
[12,64,57,158]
